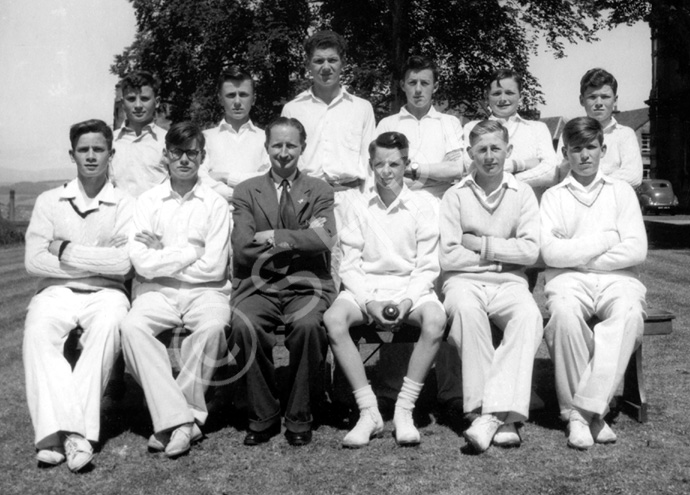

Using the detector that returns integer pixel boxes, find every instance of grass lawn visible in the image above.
[0,239,689,495]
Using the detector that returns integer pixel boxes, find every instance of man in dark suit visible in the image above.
[228,116,336,446]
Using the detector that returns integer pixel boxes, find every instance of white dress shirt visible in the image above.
[281,86,376,184]
[377,105,466,198]
[201,119,270,201]
[110,122,168,197]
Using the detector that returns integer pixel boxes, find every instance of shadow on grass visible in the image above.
[645,220,690,249]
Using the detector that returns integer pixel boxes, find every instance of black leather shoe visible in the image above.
[285,429,312,446]
[243,423,280,446]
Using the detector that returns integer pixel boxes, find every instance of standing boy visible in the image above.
[120,122,231,458]
[23,119,133,472]
[324,132,446,448]
[440,120,543,453]
[228,117,336,447]
[110,70,168,197]
[542,117,647,449]
[557,68,643,187]
[201,66,270,202]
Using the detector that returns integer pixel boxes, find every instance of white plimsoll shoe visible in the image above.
[149,423,203,452]
[464,414,502,453]
[164,423,203,458]
[568,410,594,450]
[342,407,384,448]
[36,447,65,466]
[493,423,521,448]
[64,434,93,472]
[393,406,421,446]
[590,417,617,444]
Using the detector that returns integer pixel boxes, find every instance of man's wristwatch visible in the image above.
[409,162,420,181]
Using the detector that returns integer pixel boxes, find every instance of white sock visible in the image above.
[353,385,378,411]
[396,377,424,411]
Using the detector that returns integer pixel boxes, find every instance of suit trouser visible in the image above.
[443,277,543,424]
[544,270,646,421]
[23,286,128,449]
[120,287,230,433]
[229,288,329,433]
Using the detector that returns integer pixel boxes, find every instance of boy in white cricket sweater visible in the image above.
[23,119,133,472]
[541,117,647,450]
[440,120,543,453]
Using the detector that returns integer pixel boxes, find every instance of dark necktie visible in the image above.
[279,179,298,229]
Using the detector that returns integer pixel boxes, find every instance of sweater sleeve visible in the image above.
[338,199,373,307]
[540,188,619,268]
[24,192,91,279]
[59,195,134,276]
[403,200,440,305]
[439,188,496,272]
[584,182,647,271]
[482,185,540,265]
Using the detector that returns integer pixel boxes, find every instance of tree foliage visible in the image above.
[113,0,635,125]
[112,0,311,126]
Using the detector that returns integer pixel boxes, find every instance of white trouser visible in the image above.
[23,286,128,449]
[120,287,230,433]
[544,270,646,420]
[443,277,543,423]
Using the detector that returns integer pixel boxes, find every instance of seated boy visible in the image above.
[541,117,647,450]
[120,122,231,458]
[324,132,446,448]
[23,119,133,472]
[440,120,543,453]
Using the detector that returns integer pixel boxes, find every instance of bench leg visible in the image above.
[622,344,648,423]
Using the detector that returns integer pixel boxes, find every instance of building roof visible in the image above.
[614,107,649,131]
[539,116,567,140]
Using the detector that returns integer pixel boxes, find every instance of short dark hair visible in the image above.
[579,68,618,96]
[165,121,205,150]
[265,117,307,146]
[468,120,509,147]
[486,68,523,93]
[217,66,255,93]
[401,55,439,83]
[562,117,604,148]
[304,30,347,61]
[368,132,410,158]
[120,70,161,96]
[69,119,113,150]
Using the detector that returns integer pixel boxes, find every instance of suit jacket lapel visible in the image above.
[253,172,280,228]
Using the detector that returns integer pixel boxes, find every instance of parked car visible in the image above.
[636,179,679,215]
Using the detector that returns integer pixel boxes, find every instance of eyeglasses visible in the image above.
[167,148,202,160]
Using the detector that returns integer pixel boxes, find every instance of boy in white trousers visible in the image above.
[120,122,231,459]
[23,119,133,472]
[541,116,647,450]
[440,120,543,453]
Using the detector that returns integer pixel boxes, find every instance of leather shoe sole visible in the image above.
[244,423,281,446]
[285,429,312,446]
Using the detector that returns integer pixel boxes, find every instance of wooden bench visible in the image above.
[341,308,676,423]
[64,308,674,423]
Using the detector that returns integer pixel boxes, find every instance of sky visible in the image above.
[0,1,652,182]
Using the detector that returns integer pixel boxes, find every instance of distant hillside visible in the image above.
[0,167,74,186]
[0,180,69,196]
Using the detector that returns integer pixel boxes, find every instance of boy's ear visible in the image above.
[466,145,474,161]
[601,144,607,157]
[561,146,568,160]
[505,143,513,159]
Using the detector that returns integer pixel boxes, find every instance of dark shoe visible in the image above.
[285,429,312,446]
[243,423,280,446]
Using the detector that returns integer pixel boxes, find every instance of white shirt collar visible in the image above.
[60,179,117,212]
[399,105,441,121]
[218,119,258,134]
